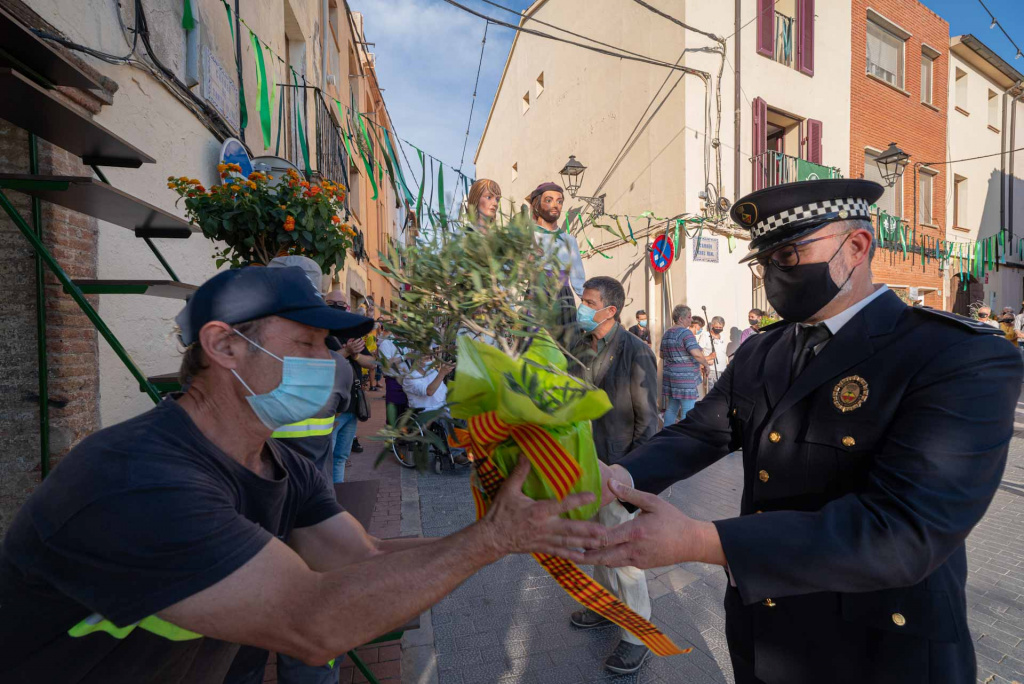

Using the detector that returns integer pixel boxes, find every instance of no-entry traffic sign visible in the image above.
[650,234,674,273]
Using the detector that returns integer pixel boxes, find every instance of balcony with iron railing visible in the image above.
[751,150,842,190]
[277,84,349,189]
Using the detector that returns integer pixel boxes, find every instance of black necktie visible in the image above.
[791,324,832,381]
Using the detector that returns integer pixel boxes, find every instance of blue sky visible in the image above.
[350,0,1023,204]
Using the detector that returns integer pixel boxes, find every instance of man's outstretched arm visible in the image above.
[159,459,607,665]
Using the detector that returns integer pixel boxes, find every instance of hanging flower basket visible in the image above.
[167,165,357,274]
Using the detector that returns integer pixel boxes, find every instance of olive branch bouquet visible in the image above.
[373,208,600,466]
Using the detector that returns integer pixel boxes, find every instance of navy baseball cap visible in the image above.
[175,266,374,345]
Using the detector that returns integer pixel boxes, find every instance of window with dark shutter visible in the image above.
[806,119,822,164]
[796,0,814,76]
[757,0,774,57]
[752,97,768,191]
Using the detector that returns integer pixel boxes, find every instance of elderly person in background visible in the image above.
[699,315,729,393]
[567,275,659,675]
[466,178,502,232]
[977,305,1000,328]
[0,266,606,684]
[661,304,710,426]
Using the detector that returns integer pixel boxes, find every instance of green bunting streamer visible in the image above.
[625,216,636,243]
[249,31,271,148]
[437,162,447,228]
[384,130,415,206]
[223,3,247,131]
[416,148,425,227]
[182,0,196,30]
[355,115,378,201]
[290,70,311,177]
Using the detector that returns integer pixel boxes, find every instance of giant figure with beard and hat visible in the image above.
[586,179,1023,684]
[528,182,586,345]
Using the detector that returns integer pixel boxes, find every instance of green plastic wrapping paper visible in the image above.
[448,334,611,521]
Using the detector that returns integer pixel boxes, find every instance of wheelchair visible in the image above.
[390,409,467,474]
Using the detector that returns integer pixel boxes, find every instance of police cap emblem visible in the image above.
[735,202,758,227]
[832,376,868,413]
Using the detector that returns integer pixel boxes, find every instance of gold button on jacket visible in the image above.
[758,469,770,483]
[842,436,856,447]
[892,613,906,626]
[768,431,782,443]
[763,598,776,607]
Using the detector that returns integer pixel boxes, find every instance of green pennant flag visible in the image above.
[416,148,425,227]
[290,69,311,177]
[249,31,271,148]
[437,162,447,229]
[625,216,636,243]
[354,115,378,201]
[384,129,415,207]
[366,124,399,197]
[223,2,247,132]
[182,0,196,30]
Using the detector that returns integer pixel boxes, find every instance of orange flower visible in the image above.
[196,185,206,193]
[279,204,287,210]
[187,192,196,198]
[167,175,175,181]
[331,215,342,224]
[230,184,241,191]
[284,216,296,232]
[166,182,175,188]
[286,169,300,178]
[246,181,257,189]
[221,172,230,179]
[299,181,310,189]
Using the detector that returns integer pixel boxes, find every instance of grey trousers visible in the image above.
[592,501,652,645]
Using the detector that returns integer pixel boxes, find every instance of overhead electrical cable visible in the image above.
[441,0,708,76]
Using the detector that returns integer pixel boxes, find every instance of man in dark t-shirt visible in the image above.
[0,266,606,684]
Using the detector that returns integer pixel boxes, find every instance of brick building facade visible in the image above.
[850,0,949,308]
[0,61,112,529]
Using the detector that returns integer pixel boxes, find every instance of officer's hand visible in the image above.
[582,479,727,569]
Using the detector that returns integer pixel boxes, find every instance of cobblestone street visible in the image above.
[400,393,1024,684]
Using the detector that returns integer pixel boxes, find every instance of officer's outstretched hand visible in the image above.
[583,479,727,569]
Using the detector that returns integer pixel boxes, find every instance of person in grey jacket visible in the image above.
[567,275,659,675]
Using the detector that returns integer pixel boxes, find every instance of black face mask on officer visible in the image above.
[763,232,854,323]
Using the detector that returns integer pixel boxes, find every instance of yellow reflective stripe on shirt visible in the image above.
[271,416,336,438]
[68,613,202,642]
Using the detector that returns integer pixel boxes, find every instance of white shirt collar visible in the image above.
[810,284,889,336]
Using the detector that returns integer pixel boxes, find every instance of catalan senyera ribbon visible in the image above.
[453,414,687,658]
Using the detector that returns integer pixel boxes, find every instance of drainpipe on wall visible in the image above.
[733,0,742,207]
[1010,84,1024,243]
[1002,92,1008,240]
[321,0,329,91]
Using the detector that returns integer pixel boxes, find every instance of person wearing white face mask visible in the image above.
[0,266,609,684]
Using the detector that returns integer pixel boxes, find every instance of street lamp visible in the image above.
[558,155,586,196]
[875,142,910,188]
[558,155,606,216]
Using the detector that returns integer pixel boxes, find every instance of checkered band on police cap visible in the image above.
[749,198,871,240]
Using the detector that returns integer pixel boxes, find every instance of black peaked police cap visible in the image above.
[730,178,885,263]
[176,266,374,346]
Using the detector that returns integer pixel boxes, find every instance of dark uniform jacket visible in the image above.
[570,324,659,465]
[620,290,1022,684]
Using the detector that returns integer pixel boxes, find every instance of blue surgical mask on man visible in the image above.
[230,330,336,430]
[578,304,612,333]
[638,320,648,328]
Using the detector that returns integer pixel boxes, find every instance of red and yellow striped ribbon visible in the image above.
[456,412,582,500]
[462,429,687,658]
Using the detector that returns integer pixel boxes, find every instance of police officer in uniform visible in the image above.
[586,179,1023,684]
